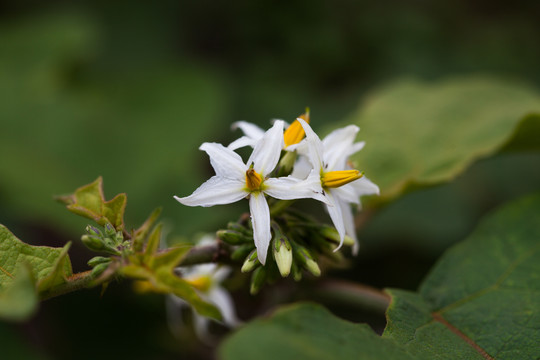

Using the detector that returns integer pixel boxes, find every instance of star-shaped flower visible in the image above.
[296,119,379,253]
[174,120,325,264]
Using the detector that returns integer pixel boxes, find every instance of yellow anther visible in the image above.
[322,170,363,188]
[245,168,263,191]
[284,110,310,147]
[187,275,212,292]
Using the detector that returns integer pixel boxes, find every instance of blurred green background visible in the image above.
[1,1,540,359]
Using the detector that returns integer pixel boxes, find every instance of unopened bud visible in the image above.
[231,244,255,261]
[291,261,302,282]
[250,266,267,295]
[294,245,321,277]
[273,236,292,277]
[217,229,250,245]
[104,223,116,237]
[241,249,260,273]
[320,226,355,247]
[227,222,252,236]
[86,225,102,238]
[88,256,111,267]
[81,234,105,251]
[91,262,110,277]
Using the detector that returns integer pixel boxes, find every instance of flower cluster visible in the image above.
[174,110,378,289]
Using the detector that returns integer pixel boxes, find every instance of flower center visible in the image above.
[322,170,363,188]
[245,168,263,191]
[284,110,310,147]
[187,275,212,292]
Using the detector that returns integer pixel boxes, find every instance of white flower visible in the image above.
[296,119,379,253]
[174,120,325,264]
[228,111,310,151]
[167,261,240,343]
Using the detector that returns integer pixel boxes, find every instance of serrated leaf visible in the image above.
[60,177,127,230]
[0,225,73,288]
[343,77,540,202]
[384,192,540,359]
[37,242,73,296]
[219,303,417,360]
[0,264,38,322]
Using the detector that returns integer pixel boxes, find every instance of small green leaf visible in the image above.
[342,77,540,202]
[133,208,162,252]
[220,303,416,360]
[59,177,127,230]
[384,192,540,359]
[0,264,38,322]
[143,224,163,263]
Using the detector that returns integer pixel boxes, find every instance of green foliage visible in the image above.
[220,193,540,359]
[385,192,540,360]
[0,225,73,321]
[344,77,540,203]
[57,177,127,230]
[220,303,416,360]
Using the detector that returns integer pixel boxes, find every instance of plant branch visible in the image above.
[40,270,97,301]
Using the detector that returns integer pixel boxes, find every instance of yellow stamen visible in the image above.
[187,275,212,292]
[284,110,310,147]
[246,168,263,191]
[322,170,363,188]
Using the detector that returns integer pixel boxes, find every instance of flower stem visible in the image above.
[270,200,295,217]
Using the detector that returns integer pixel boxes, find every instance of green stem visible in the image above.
[313,279,391,313]
[270,199,295,217]
[40,270,97,301]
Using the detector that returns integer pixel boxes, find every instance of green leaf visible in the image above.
[58,177,127,230]
[132,208,162,252]
[384,192,540,359]
[220,303,416,360]
[37,242,73,296]
[0,264,38,322]
[118,237,222,320]
[0,225,73,288]
[344,77,540,202]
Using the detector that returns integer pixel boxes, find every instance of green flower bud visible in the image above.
[273,236,292,277]
[231,244,255,261]
[87,256,111,267]
[227,222,253,236]
[250,266,267,295]
[277,151,297,176]
[320,226,354,247]
[241,249,260,273]
[217,229,251,245]
[294,245,321,277]
[86,225,102,238]
[104,223,116,237]
[81,234,105,252]
[291,261,302,282]
[91,262,110,277]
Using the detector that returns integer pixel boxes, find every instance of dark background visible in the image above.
[1,1,539,359]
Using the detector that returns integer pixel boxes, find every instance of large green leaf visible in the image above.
[0,225,73,320]
[344,77,540,202]
[220,303,416,360]
[384,192,540,359]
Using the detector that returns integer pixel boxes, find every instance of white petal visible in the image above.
[325,190,346,250]
[208,287,242,327]
[347,141,366,157]
[174,176,246,207]
[248,120,284,176]
[322,125,359,171]
[212,266,232,283]
[265,172,327,204]
[200,142,246,179]
[249,193,271,265]
[228,136,258,150]
[331,183,360,205]
[297,118,324,172]
[290,155,312,180]
[351,176,380,197]
[231,121,266,140]
[338,198,359,254]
